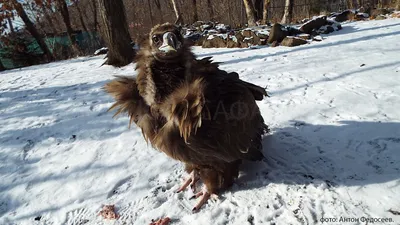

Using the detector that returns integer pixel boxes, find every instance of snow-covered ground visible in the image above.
[1,18,400,225]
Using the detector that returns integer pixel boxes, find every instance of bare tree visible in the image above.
[8,0,54,61]
[0,60,5,71]
[171,0,183,24]
[206,0,214,21]
[154,0,163,23]
[281,0,294,24]
[254,0,263,21]
[92,0,99,32]
[147,0,154,26]
[262,0,270,24]
[55,0,81,55]
[347,0,354,9]
[97,0,134,66]
[192,0,198,22]
[243,0,256,26]
[7,17,15,33]
[356,0,362,8]
[73,0,89,34]
[40,1,58,34]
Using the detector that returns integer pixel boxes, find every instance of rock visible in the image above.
[242,29,254,38]
[215,24,230,33]
[375,14,387,20]
[192,21,205,27]
[256,31,269,40]
[243,35,261,46]
[94,47,108,55]
[315,19,342,34]
[392,12,400,18]
[353,13,369,20]
[267,23,289,44]
[287,27,303,36]
[235,32,245,43]
[227,39,240,48]
[226,36,240,48]
[271,41,279,47]
[332,10,355,22]
[281,37,308,47]
[202,35,227,48]
[297,34,311,40]
[370,8,390,18]
[194,35,207,46]
[300,16,328,34]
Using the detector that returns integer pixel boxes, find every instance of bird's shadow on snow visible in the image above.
[237,120,400,190]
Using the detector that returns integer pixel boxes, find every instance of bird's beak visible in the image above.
[158,32,177,53]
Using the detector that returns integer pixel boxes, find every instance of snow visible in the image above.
[207,34,228,40]
[94,47,108,55]
[1,18,400,225]
[256,30,270,36]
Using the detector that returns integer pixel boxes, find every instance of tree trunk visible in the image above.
[75,2,89,33]
[397,0,400,10]
[227,0,232,25]
[147,0,154,26]
[262,0,270,24]
[242,0,257,26]
[356,0,362,8]
[92,0,99,32]
[207,0,214,21]
[11,1,54,61]
[55,0,81,56]
[254,0,263,21]
[41,3,58,34]
[347,0,353,9]
[192,0,198,23]
[281,0,294,24]
[0,59,5,71]
[170,0,183,24]
[154,0,164,23]
[7,17,14,33]
[97,0,134,67]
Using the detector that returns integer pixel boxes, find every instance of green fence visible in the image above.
[0,31,101,70]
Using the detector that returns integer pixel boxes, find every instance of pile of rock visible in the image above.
[182,8,398,49]
[329,8,398,21]
[184,14,345,48]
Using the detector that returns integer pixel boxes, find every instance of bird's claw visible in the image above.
[176,170,199,193]
[191,189,218,213]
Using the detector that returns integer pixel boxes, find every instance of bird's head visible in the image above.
[149,23,184,62]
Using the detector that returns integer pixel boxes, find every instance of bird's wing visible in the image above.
[103,76,157,142]
[183,68,269,164]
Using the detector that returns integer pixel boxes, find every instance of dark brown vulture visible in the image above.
[104,23,269,212]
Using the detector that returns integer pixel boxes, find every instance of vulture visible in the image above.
[104,23,269,212]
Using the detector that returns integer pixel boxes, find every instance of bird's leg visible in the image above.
[176,169,200,193]
[190,185,219,212]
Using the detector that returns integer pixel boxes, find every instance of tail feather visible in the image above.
[240,80,269,101]
[103,76,150,128]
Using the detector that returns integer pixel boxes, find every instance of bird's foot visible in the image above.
[190,186,218,213]
[176,170,200,193]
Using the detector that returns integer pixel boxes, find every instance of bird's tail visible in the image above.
[103,76,150,128]
[240,80,269,101]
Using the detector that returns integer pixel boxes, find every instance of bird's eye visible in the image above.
[152,35,160,43]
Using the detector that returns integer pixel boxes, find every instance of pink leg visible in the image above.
[176,170,200,193]
[191,186,219,212]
